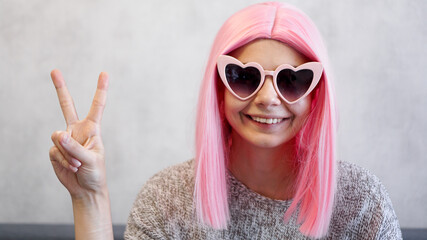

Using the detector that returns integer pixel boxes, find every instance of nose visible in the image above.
[253,76,281,107]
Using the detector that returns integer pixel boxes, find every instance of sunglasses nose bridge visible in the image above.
[254,70,281,106]
[259,70,281,98]
[264,70,275,77]
[262,70,276,88]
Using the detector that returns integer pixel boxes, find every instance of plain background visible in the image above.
[0,0,426,228]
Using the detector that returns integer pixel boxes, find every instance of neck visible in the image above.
[228,132,298,200]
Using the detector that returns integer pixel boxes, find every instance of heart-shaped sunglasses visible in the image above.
[217,55,323,104]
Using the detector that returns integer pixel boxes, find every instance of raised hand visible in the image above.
[49,69,109,198]
[49,70,113,239]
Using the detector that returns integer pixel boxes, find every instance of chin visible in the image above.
[245,134,296,149]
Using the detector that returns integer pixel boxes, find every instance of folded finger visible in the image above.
[51,131,82,168]
[49,146,78,172]
[87,72,109,124]
[51,131,73,162]
[56,131,95,165]
[51,69,79,125]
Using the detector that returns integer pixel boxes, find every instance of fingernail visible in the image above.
[71,158,81,167]
[62,133,70,144]
[70,166,78,172]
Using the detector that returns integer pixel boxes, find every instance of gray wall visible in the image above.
[1,0,426,228]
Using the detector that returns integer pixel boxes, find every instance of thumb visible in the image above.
[60,132,96,166]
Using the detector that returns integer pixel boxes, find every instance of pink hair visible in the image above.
[194,2,337,238]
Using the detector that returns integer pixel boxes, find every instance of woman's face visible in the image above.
[224,39,312,149]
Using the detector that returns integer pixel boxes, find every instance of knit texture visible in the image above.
[125,160,402,239]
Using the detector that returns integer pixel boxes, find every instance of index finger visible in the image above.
[87,72,109,124]
[51,69,79,125]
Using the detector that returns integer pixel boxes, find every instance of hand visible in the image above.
[49,69,109,198]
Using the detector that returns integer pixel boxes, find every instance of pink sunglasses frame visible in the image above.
[217,55,323,104]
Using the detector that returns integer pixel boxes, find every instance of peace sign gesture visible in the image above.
[49,69,109,198]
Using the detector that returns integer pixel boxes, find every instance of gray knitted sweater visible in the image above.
[125,160,402,239]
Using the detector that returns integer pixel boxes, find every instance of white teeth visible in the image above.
[251,116,284,124]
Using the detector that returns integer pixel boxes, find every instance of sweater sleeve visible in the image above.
[332,161,403,240]
[376,182,402,240]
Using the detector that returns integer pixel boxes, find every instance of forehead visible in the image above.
[229,39,309,69]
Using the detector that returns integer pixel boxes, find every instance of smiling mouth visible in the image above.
[247,115,287,124]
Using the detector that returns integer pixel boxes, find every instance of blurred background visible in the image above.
[0,0,426,229]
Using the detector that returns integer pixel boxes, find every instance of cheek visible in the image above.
[289,95,312,125]
[300,98,312,117]
[224,90,244,120]
[223,90,252,135]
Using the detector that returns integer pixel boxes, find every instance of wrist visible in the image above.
[71,189,113,240]
[71,186,109,205]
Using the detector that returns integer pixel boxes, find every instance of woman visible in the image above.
[49,2,402,239]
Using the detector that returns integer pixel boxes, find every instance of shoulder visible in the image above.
[329,161,402,239]
[134,159,195,205]
[337,161,384,198]
[143,159,195,192]
[125,160,196,239]
[335,160,391,212]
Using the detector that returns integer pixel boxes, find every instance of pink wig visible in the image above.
[194,2,337,238]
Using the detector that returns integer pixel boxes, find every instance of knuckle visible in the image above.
[60,159,69,168]
[59,99,73,109]
[50,146,69,162]
[51,131,61,141]
[93,98,104,107]
[49,149,61,162]
[55,151,66,165]
[49,146,57,156]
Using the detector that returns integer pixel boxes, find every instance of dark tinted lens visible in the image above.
[225,64,261,98]
[277,69,313,102]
